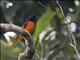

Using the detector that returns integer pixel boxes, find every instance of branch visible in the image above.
[0,23,35,60]
[56,1,80,58]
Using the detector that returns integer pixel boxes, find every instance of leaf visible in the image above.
[33,7,57,47]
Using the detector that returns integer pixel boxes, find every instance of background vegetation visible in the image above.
[0,0,80,60]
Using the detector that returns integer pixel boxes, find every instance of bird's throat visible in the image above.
[23,21,35,34]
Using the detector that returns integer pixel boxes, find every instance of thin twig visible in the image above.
[56,0,80,58]
[38,1,47,8]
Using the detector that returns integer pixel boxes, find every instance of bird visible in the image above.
[12,16,38,47]
[22,16,38,35]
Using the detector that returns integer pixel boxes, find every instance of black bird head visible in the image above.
[27,16,39,22]
[22,16,39,27]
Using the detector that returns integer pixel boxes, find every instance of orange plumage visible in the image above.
[12,16,38,47]
[23,21,35,34]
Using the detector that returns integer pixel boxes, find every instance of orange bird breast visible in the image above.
[12,21,35,47]
[23,21,35,34]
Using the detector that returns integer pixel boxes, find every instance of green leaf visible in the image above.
[33,8,57,47]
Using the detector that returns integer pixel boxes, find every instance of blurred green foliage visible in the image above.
[1,40,23,60]
[1,1,80,60]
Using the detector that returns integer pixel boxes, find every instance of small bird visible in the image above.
[22,16,38,35]
[12,16,38,47]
